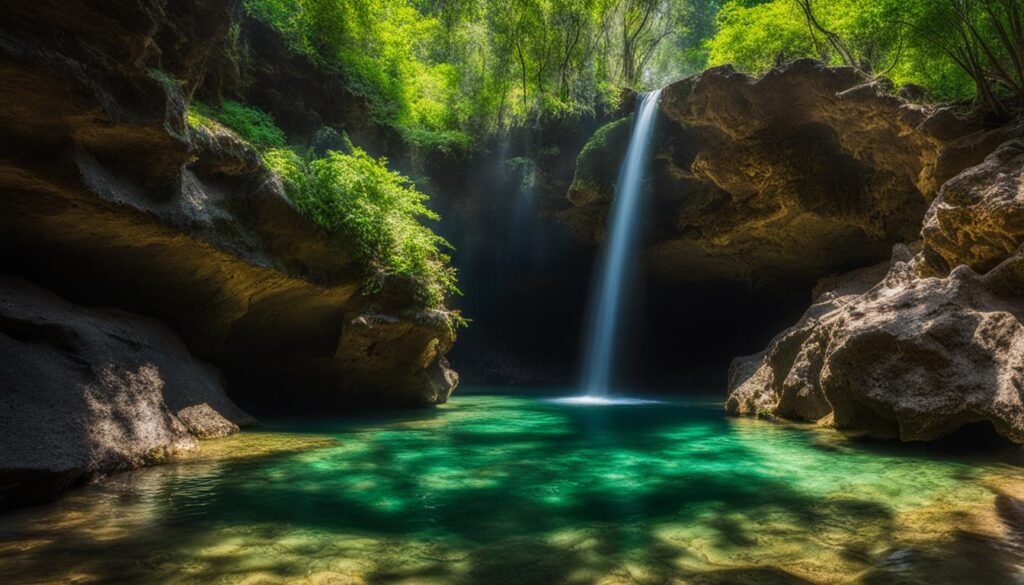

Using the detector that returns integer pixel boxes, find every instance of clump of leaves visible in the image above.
[190,100,287,149]
[264,146,459,309]
[187,98,458,310]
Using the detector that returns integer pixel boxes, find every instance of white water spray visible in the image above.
[579,89,662,398]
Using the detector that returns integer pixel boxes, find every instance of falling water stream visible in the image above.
[579,89,662,399]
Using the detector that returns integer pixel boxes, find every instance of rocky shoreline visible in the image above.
[0,0,458,508]
[727,133,1024,442]
[566,60,1023,442]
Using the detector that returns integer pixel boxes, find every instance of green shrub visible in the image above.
[187,99,458,309]
[263,147,459,308]
[190,100,287,149]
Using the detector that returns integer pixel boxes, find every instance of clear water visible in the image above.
[581,90,662,396]
[2,389,1024,585]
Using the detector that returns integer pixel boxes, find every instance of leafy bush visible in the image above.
[190,100,287,149]
[264,147,459,308]
[244,0,473,152]
[187,99,458,308]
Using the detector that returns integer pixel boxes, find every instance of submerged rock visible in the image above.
[0,277,254,509]
[728,135,1024,443]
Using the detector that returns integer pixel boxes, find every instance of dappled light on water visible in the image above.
[2,391,1024,584]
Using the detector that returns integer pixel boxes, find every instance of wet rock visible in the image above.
[0,277,254,510]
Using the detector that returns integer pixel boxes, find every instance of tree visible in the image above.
[793,0,856,68]
[902,0,1024,115]
[615,0,675,85]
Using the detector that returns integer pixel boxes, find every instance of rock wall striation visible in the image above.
[728,129,1024,442]
[564,60,988,286]
[0,0,458,416]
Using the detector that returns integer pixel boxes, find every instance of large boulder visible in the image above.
[920,135,1024,277]
[563,60,987,286]
[0,0,458,411]
[727,135,1024,443]
[0,277,254,510]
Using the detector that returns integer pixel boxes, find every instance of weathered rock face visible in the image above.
[0,277,254,510]
[214,15,388,150]
[564,60,986,286]
[728,134,1024,443]
[920,135,1024,277]
[0,0,458,413]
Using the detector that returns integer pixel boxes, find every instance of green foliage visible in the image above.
[186,97,458,308]
[706,0,1023,106]
[707,1,813,73]
[187,106,216,131]
[243,0,729,144]
[244,0,473,151]
[569,115,632,196]
[191,100,288,149]
[237,0,1019,144]
[263,146,459,308]
[577,116,633,165]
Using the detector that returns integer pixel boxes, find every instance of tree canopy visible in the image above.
[245,0,724,149]
[246,0,1023,147]
[708,0,1024,113]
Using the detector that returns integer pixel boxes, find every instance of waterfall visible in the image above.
[579,89,662,397]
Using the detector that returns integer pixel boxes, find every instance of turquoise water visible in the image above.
[2,389,1024,584]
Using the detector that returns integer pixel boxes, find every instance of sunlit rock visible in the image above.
[564,60,992,286]
[0,0,458,413]
[728,132,1024,442]
[920,134,1024,277]
[0,277,253,509]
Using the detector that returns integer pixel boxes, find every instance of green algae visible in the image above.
[1,390,1023,584]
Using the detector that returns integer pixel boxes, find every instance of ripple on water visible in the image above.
[1,391,1023,585]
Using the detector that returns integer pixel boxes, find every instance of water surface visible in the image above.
[2,389,1024,584]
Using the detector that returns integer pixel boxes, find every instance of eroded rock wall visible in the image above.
[727,129,1024,442]
[0,0,458,415]
[564,61,987,286]
[562,59,1024,439]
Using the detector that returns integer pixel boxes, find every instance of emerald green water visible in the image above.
[3,389,1024,584]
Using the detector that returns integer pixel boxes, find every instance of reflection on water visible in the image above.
[2,390,1024,584]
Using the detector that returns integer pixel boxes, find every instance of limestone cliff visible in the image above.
[727,130,1024,442]
[567,59,1022,442]
[0,2,458,413]
[564,60,987,286]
